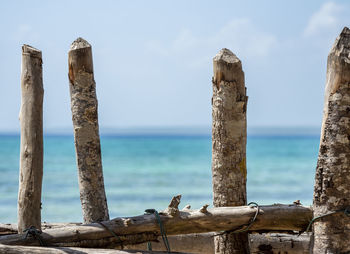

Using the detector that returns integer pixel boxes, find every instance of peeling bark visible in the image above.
[212,48,248,253]
[313,27,350,253]
[68,37,109,223]
[18,45,44,233]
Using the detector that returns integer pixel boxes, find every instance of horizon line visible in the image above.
[0,126,321,137]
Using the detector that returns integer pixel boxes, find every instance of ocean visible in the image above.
[0,134,319,223]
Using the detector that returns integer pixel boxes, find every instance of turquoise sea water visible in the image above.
[0,134,319,223]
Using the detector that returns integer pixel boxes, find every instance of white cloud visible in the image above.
[146,29,198,57]
[304,2,343,37]
[146,18,277,69]
[172,29,198,52]
[213,18,277,57]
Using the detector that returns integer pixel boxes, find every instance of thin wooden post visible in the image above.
[68,37,109,223]
[211,48,249,253]
[313,27,350,253]
[18,45,44,233]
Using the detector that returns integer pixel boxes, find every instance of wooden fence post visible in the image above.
[313,27,350,253]
[18,45,44,233]
[68,37,109,223]
[211,48,249,253]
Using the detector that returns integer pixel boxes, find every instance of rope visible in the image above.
[234,202,260,233]
[98,221,123,249]
[214,202,260,236]
[304,206,350,233]
[145,208,171,253]
[147,241,153,251]
[23,226,46,246]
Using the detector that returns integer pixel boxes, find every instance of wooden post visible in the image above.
[211,48,249,253]
[313,27,350,253]
[68,37,109,223]
[18,45,44,233]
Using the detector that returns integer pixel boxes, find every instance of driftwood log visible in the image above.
[68,37,109,223]
[212,48,249,253]
[0,196,312,248]
[126,233,311,254]
[313,27,350,253]
[0,223,82,236]
[0,224,311,253]
[0,244,189,254]
[18,44,44,233]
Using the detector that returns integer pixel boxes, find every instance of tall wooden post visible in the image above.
[18,45,44,233]
[68,38,109,223]
[211,48,249,253]
[313,27,350,253]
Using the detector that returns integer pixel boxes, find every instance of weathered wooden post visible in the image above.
[313,27,350,253]
[18,45,44,233]
[68,37,109,223]
[211,48,249,253]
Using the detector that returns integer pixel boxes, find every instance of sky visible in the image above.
[0,1,349,133]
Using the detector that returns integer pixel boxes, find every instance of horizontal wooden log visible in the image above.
[0,225,312,253]
[0,197,312,248]
[0,224,17,235]
[250,233,310,254]
[125,233,311,254]
[0,244,188,254]
[0,222,83,235]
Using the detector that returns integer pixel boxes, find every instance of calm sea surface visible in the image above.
[0,134,319,223]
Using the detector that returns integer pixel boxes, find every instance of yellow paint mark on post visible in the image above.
[239,157,247,180]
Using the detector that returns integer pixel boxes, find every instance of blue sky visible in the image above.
[0,1,349,133]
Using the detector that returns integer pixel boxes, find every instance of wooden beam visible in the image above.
[0,244,189,254]
[0,197,312,248]
[125,233,311,254]
[18,45,44,233]
[0,225,311,253]
[0,222,82,236]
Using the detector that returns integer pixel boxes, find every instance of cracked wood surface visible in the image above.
[313,27,350,253]
[212,48,249,253]
[68,37,109,223]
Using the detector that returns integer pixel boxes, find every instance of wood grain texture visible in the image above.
[212,48,249,253]
[68,37,109,223]
[18,44,44,233]
[313,27,350,253]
